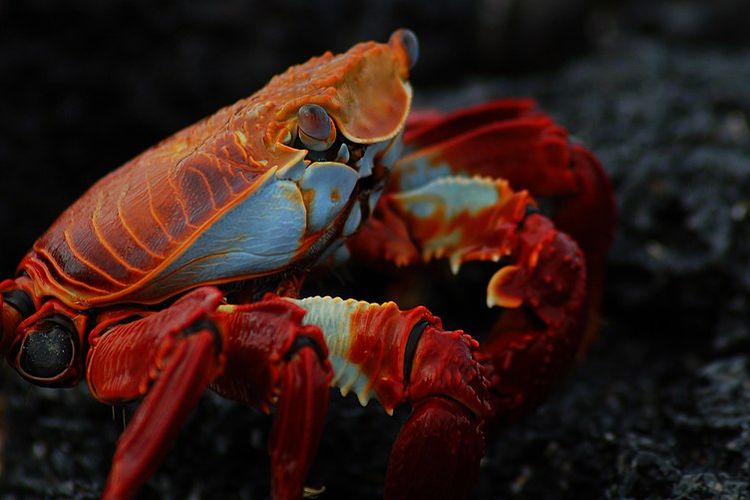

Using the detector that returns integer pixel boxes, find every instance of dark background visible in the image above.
[2,0,750,498]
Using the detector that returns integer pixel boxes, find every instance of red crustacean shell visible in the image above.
[26,116,272,305]
[20,37,413,309]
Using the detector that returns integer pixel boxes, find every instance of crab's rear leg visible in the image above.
[86,287,331,499]
[286,295,491,500]
[349,176,587,425]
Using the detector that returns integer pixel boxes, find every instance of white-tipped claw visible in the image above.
[449,254,462,275]
[486,295,497,309]
[303,486,327,499]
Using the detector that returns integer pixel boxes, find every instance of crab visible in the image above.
[0,30,615,499]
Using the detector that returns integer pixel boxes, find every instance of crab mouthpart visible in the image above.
[276,130,402,243]
[291,125,403,182]
[298,162,359,233]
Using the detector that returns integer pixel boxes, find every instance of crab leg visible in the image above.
[395,99,576,196]
[393,99,615,348]
[87,288,226,498]
[210,296,332,499]
[287,295,490,499]
[404,98,538,140]
[348,175,587,424]
[86,287,332,499]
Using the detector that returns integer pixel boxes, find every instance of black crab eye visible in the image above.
[297,104,336,151]
[19,318,75,380]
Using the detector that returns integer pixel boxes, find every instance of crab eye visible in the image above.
[18,318,75,381]
[297,104,336,151]
[389,29,419,70]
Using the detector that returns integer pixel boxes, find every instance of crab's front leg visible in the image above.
[86,287,332,499]
[286,295,491,500]
[349,175,587,425]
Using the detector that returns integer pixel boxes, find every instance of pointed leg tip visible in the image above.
[270,342,331,500]
[487,265,525,309]
[102,470,135,500]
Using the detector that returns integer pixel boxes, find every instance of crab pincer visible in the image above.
[385,324,489,500]
[397,97,616,351]
[287,296,491,499]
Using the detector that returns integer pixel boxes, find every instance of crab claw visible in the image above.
[285,296,491,499]
[477,214,588,426]
[386,397,484,500]
[399,98,615,354]
[387,322,490,500]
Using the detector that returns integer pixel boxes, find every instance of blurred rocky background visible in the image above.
[2,0,750,498]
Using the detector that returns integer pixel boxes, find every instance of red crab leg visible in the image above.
[549,144,615,350]
[394,99,615,349]
[210,296,332,499]
[86,287,332,499]
[404,97,539,147]
[87,288,226,499]
[394,99,577,197]
[348,176,587,424]
[287,295,491,499]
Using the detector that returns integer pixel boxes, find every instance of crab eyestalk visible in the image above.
[389,29,419,70]
[297,104,336,151]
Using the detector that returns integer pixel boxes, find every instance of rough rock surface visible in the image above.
[2,4,750,499]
